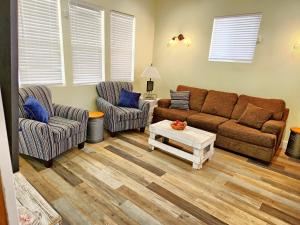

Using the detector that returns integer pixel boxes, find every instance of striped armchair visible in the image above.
[96,81,150,136]
[18,86,88,167]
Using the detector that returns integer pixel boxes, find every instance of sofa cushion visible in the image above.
[218,120,276,148]
[238,103,272,129]
[49,116,82,142]
[177,85,208,111]
[114,107,144,121]
[187,113,228,132]
[153,107,198,121]
[231,95,286,121]
[201,90,238,118]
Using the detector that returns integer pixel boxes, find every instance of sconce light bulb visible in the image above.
[294,41,300,49]
[183,38,191,47]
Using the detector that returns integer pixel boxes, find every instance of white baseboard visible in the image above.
[281,140,288,150]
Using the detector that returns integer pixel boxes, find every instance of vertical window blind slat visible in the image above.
[70,4,105,85]
[18,0,65,85]
[110,11,135,82]
[209,14,262,63]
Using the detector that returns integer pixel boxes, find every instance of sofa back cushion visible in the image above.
[231,95,286,121]
[177,85,208,111]
[201,90,238,118]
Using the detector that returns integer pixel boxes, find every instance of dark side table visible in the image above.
[286,128,300,159]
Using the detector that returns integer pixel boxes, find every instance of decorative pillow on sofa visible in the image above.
[169,90,190,110]
[238,103,272,129]
[23,96,49,123]
[118,88,141,109]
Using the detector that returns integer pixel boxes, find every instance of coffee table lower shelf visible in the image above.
[148,133,215,169]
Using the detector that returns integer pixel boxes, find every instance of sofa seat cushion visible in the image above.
[177,85,208,111]
[201,90,238,118]
[115,107,144,121]
[49,116,82,142]
[153,107,198,121]
[231,95,286,121]
[218,120,276,148]
[187,113,228,132]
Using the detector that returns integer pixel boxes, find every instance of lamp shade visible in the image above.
[141,65,160,79]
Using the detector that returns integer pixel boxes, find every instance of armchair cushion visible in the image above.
[24,96,49,123]
[114,107,144,121]
[117,89,141,109]
[48,117,82,142]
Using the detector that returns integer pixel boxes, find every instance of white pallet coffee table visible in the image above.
[149,120,216,169]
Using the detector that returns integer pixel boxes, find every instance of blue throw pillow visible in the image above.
[23,96,49,123]
[118,89,141,109]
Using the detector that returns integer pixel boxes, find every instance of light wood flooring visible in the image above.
[20,131,300,225]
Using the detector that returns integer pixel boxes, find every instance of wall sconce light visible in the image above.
[167,34,191,47]
[294,41,300,49]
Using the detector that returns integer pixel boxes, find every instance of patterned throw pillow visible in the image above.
[169,90,190,110]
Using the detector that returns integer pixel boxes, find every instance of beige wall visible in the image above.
[148,0,300,141]
[50,0,156,111]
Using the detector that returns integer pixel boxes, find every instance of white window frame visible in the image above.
[18,0,65,86]
[110,11,136,82]
[209,13,262,64]
[69,1,105,85]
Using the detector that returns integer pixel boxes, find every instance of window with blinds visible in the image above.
[18,0,65,85]
[69,3,105,85]
[209,13,262,63]
[110,11,136,82]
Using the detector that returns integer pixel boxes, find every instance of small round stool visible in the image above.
[286,127,300,159]
[87,111,104,143]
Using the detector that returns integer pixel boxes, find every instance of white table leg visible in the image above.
[192,148,202,169]
[149,132,155,151]
[209,143,214,160]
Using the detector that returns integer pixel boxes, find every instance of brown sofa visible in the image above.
[153,85,289,163]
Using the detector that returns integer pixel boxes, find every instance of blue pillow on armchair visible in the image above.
[23,96,49,123]
[118,89,141,109]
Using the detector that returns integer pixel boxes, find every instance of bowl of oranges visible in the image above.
[171,120,187,130]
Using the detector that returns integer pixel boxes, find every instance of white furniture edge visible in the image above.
[0,89,19,225]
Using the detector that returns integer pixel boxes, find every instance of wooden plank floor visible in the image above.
[20,131,300,225]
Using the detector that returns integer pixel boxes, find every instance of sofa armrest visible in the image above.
[261,120,285,135]
[158,99,171,108]
[53,104,89,125]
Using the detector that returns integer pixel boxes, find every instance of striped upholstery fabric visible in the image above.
[170,90,190,110]
[96,82,150,133]
[19,85,54,118]
[96,81,133,105]
[19,86,89,161]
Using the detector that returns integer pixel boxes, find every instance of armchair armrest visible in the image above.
[96,97,115,117]
[53,104,88,124]
[158,99,171,108]
[139,99,150,113]
[261,120,285,135]
[19,118,53,157]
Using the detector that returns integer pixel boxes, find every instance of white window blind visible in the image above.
[209,13,262,63]
[110,11,135,82]
[69,3,105,85]
[18,0,65,85]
